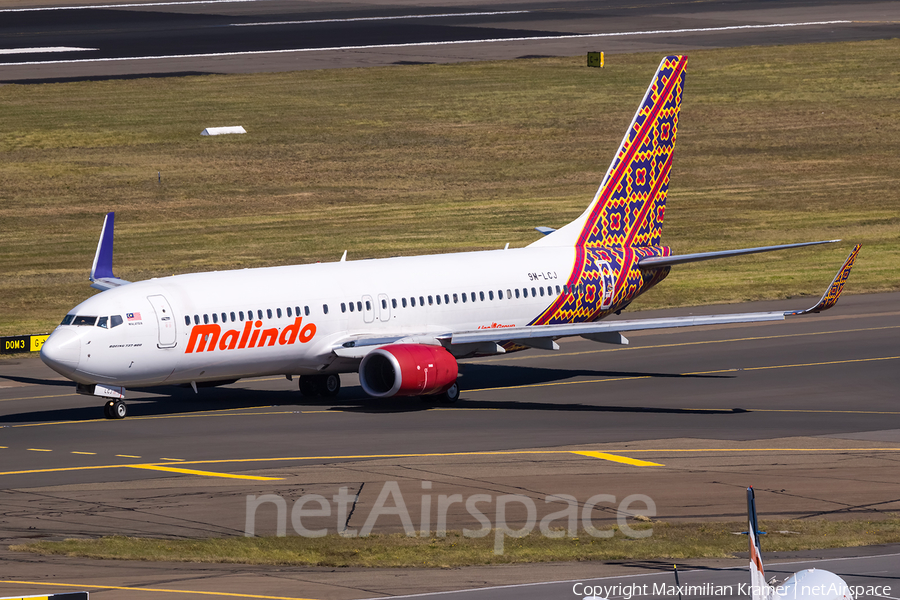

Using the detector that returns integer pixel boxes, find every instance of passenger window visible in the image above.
[410,297,416,307]
[471,291,477,301]
[480,291,485,301]
[305,306,310,316]
[531,287,537,297]
[402,298,407,308]
[515,289,520,299]
[239,311,245,321]
[357,301,362,312]
[366,300,372,311]
[342,302,347,313]
[230,312,236,322]
[435,295,441,305]
[444,294,449,304]
[73,315,97,326]
[194,315,200,325]
[97,316,109,329]
[462,293,467,303]
[212,313,218,324]
[350,302,356,312]
[489,291,494,300]
[428,296,434,305]
[184,316,191,326]
[287,307,292,317]
[267,309,273,319]
[323,304,329,315]
[60,314,75,326]
[498,290,503,300]
[453,293,458,304]
[507,289,512,299]
[111,315,123,328]
[257,310,263,320]
[539,287,544,297]
[556,285,561,294]
[391,298,397,309]
[419,296,425,306]
[276,308,282,318]
[204,314,209,324]
[547,286,552,296]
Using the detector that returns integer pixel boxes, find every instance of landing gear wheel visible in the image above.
[105,399,127,419]
[322,374,341,397]
[298,376,319,397]
[437,382,460,404]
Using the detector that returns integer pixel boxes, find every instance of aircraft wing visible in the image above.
[90,212,132,291]
[452,244,860,348]
[332,244,860,357]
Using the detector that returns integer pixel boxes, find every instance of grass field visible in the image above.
[13,516,900,567]
[2,40,898,336]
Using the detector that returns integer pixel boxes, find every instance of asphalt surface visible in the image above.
[1,0,898,82]
[2,0,900,598]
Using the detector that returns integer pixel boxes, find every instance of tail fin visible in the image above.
[747,487,773,600]
[531,55,686,249]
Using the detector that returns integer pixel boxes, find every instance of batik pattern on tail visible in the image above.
[530,55,686,326]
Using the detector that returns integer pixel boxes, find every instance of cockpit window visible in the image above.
[110,315,123,328]
[60,314,75,326]
[97,316,109,329]
[72,315,97,326]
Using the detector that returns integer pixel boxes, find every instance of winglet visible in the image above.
[784,244,860,316]
[89,212,132,291]
[91,212,116,281]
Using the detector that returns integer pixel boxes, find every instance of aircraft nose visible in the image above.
[40,328,81,378]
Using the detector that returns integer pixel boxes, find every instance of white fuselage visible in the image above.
[42,245,576,388]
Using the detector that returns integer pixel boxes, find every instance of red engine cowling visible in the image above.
[359,344,458,398]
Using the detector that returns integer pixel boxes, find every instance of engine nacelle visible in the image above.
[359,344,458,398]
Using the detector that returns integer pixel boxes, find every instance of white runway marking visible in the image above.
[0,21,853,67]
[0,47,98,55]
[0,0,261,12]
[230,11,531,27]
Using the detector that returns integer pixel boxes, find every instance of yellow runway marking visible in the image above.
[116,454,141,458]
[0,450,657,477]
[473,324,900,363]
[570,450,663,466]
[161,457,185,461]
[467,355,900,393]
[0,580,316,599]
[26,448,52,452]
[128,465,283,480]
[71,451,95,455]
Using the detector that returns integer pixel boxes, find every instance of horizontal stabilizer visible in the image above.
[534,226,556,236]
[638,240,840,268]
[89,212,131,291]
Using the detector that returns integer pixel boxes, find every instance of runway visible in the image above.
[2,0,900,597]
[1,0,898,82]
[1,292,899,598]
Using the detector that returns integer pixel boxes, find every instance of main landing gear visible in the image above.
[298,374,341,397]
[103,399,127,419]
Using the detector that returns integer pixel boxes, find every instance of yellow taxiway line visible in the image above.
[127,464,283,480]
[0,580,316,600]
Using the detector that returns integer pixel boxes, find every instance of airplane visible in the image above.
[747,487,854,600]
[582,487,855,600]
[40,55,860,419]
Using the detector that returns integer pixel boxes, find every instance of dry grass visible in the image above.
[12,517,900,568]
[2,40,899,335]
